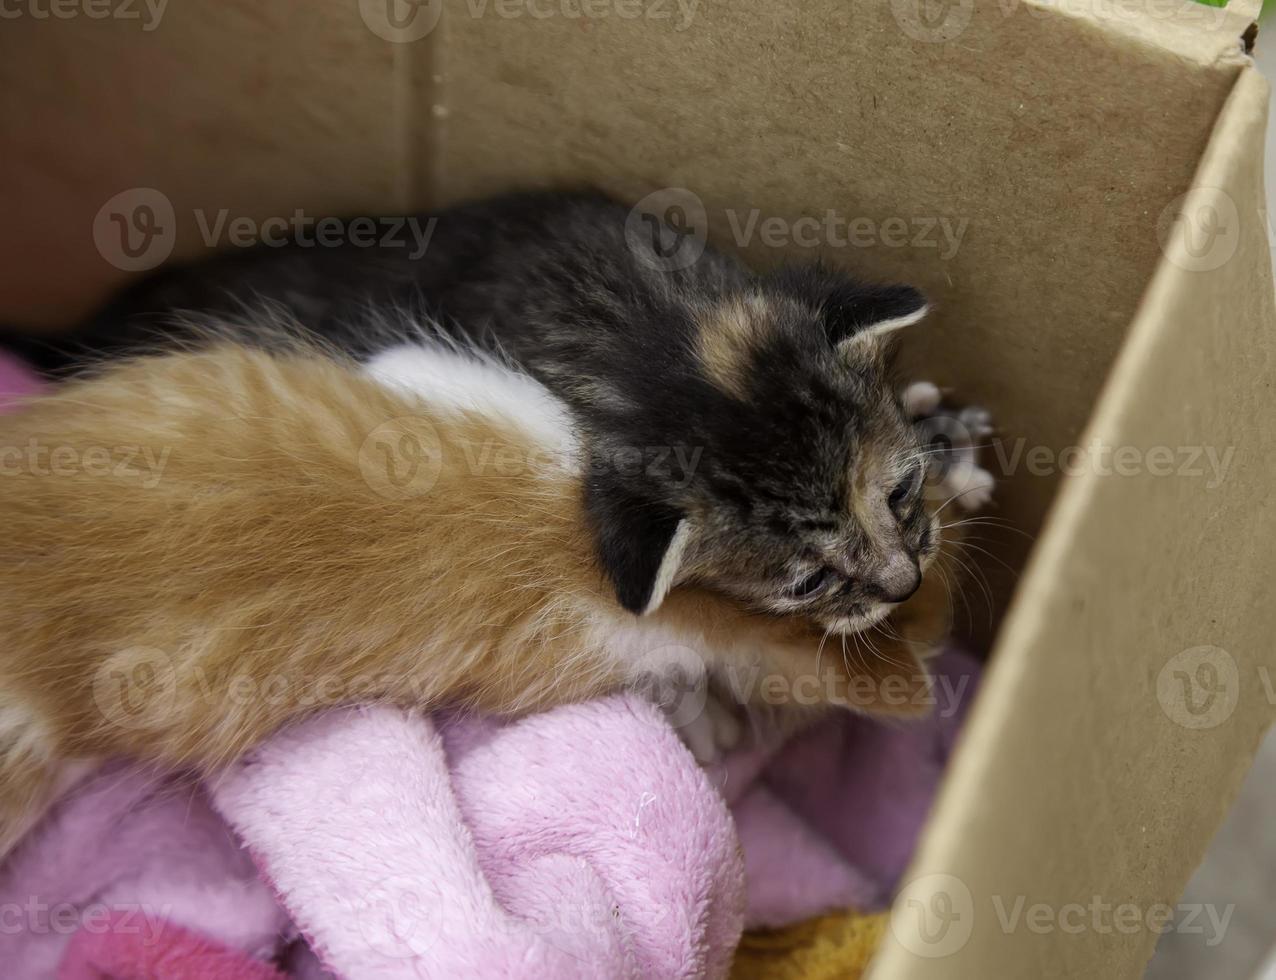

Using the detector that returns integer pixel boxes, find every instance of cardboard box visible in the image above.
[1,0,1272,975]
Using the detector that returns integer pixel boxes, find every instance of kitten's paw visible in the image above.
[957,404,995,441]
[906,387,997,513]
[946,458,995,512]
[671,692,744,764]
[902,380,943,419]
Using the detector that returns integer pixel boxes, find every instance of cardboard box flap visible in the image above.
[870,65,1276,980]
[1023,0,1259,66]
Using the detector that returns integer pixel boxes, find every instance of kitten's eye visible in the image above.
[889,466,921,511]
[789,568,834,599]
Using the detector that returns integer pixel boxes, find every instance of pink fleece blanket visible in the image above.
[0,654,976,980]
[0,352,980,979]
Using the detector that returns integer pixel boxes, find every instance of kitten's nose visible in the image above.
[872,556,921,604]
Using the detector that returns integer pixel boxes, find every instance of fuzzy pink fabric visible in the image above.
[0,696,746,980]
[722,647,981,925]
[59,912,288,980]
[0,350,41,408]
[0,654,976,979]
[209,699,744,980]
[0,763,292,979]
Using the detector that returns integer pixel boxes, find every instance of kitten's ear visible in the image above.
[768,265,929,354]
[585,471,691,615]
[825,283,929,353]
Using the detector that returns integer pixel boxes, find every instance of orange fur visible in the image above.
[0,345,953,852]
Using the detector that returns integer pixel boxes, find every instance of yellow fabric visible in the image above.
[730,911,886,980]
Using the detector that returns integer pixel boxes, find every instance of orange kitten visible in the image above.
[0,344,951,854]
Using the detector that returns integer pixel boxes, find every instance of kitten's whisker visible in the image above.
[861,627,909,672]
[944,549,995,627]
[947,538,1019,578]
[935,552,974,632]
[939,516,1035,542]
[931,483,996,518]
[909,440,999,462]
[815,623,835,678]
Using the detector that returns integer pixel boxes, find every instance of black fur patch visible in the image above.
[584,462,684,615]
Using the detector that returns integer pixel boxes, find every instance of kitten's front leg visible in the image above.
[631,657,748,763]
[670,691,744,764]
[903,381,995,513]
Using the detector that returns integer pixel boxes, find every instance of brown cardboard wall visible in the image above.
[872,68,1276,979]
[0,3,412,326]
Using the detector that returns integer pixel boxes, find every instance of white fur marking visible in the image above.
[864,303,929,335]
[364,344,579,457]
[838,304,930,355]
[642,519,692,616]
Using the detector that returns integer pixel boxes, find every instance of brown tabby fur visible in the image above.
[0,345,954,854]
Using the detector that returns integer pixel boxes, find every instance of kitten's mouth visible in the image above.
[821,603,893,637]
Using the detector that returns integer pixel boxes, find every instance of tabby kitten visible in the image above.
[0,343,953,856]
[7,191,964,635]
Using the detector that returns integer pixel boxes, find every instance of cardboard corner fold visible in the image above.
[1021,0,1261,68]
